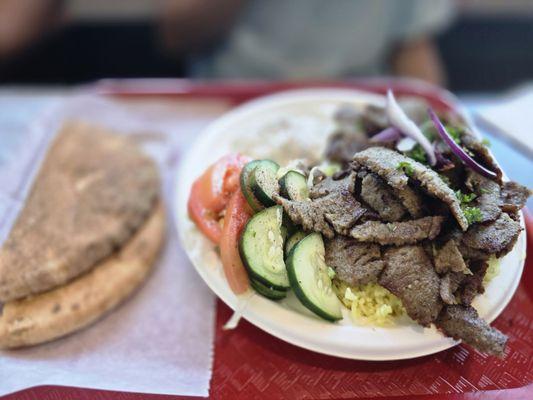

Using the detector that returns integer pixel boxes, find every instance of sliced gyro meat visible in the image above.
[309,172,355,199]
[325,236,384,286]
[353,147,468,230]
[500,181,531,218]
[349,216,444,246]
[461,213,522,258]
[274,194,366,239]
[359,172,406,222]
[436,305,507,357]
[465,170,501,223]
[379,245,443,326]
[457,260,489,306]
[460,132,503,184]
[440,272,466,305]
[434,239,469,274]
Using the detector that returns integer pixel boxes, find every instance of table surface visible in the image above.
[0,82,532,400]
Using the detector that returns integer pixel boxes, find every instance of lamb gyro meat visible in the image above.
[465,170,502,223]
[457,260,489,306]
[358,171,407,222]
[349,216,444,246]
[379,245,443,326]
[325,236,384,287]
[353,147,469,230]
[460,132,503,184]
[275,172,368,239]
[500,181,531,219]
[433,239,469,274]
[309,171,355,199]
[440,271,467,305]
[436,305,507,357]
[461,213,522,258]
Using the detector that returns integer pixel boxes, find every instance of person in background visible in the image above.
[160,0,454,85]
[0,0,454,86]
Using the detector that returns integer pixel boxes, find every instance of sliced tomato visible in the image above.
[197,154,250,213]
[188,181,224,243]
[188,154,250,243]
[220,189,253,294]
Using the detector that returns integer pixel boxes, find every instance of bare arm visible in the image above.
[390,36,446,86]
[158,0,246,56]
[0,0,62,58]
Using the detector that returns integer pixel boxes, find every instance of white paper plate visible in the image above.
[174,88,526,360]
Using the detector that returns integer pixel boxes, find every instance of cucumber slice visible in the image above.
[239,206,289,290]
[280,225,288,244]
[240,160,264,212]
[251,279,287,300]
[250,160,280,207]
[286,233,342,321]
[279,171,309,201]
[285,230,307,257]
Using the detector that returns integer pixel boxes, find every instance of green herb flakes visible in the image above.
[406,145,427,163]
[397,161,414,176]
[455,190,477,205]
[464,207,482,225]
[445,125,462,144]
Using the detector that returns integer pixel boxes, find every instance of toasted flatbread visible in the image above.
[0,121,160,302]
[0,202,165,349]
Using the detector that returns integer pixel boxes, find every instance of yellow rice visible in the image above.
[333,257,500,326]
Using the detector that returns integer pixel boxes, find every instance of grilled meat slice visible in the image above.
[350,216,444,246]
[500,181,531,218]
[325,236,384,286]
[466,171,501,223]
[461,213,522,258]
[458,244,490,261]
[275,176,366,238]
[309,172,355,199]
[353,147,468,230]
[458,260,489,306]
[393,185,426,219]
[379,246,443,326]
[436,305,507,356]
[359,172,406,222]
[434,239,468,274]
[460,133,503,184]
[440,272,466,305]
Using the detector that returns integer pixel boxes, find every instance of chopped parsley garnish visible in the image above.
[445,125,462,144]
[455,190,477,205]
[482,138,491,147]
[464,207,482,225]
[406,145,427,163]
[397,161,414,176]
[456,190,481,225]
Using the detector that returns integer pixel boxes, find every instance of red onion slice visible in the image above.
[370,126,402,142]
[428,108,498,180]
[386,90,437,166]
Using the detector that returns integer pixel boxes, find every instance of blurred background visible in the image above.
[1,0,533,93]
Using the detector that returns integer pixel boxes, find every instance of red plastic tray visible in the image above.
[5,80,532,399]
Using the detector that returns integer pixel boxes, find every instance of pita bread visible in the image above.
[0,202,165,349]
[0,121,160,302]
